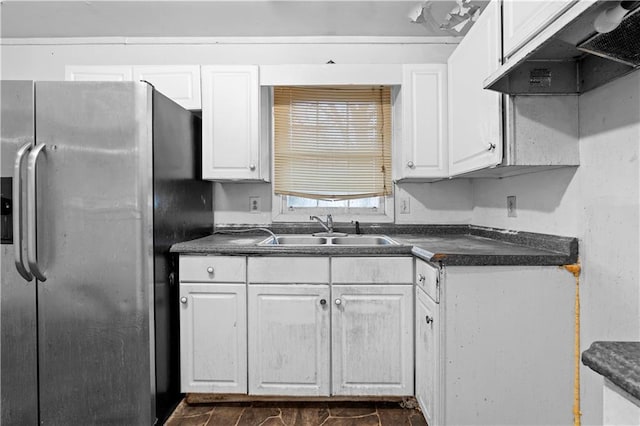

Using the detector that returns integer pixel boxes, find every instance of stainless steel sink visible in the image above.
[261,235,328,245]
[331,236,397,246]
[258,234,398,246]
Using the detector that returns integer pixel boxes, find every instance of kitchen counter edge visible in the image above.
[170,227,578,267]
[582,341,640,402]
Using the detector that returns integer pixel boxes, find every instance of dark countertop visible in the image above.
[582,342,640,401]
[170,225,578,266]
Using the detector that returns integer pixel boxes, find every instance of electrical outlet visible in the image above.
[507,196,517,217]
[400,197,410,214]
[249,196,261,213]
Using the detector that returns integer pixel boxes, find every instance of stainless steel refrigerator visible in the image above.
[1,81,213,425]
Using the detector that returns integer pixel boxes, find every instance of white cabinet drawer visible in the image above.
[416,258,439,303]
[179,255,246,283]
[332,257,413,284]
[248,257,329,283]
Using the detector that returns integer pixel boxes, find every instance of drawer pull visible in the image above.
[180,297,188,304]
[206,266,214,274]
[335,298,342,306]
[320,299,327,305]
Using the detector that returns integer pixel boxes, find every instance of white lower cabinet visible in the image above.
[248,285,331,396]
[180,255,415,399]
[331,284,414,396]
[415,286,439,426]
[179,283,247,393]
[439,266,574,426]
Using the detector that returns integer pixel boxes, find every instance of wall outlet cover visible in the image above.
[249,196,261,213]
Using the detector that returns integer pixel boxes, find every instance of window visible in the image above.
[272,86,393,222]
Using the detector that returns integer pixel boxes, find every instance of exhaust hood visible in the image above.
[485,0,640,94]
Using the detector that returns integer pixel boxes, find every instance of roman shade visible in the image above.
[273,86,392,200]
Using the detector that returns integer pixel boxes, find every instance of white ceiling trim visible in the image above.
[0,36,462,46]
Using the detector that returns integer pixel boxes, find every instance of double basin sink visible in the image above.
[258,234,399,246]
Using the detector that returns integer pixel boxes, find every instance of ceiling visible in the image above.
[0,1,487,39]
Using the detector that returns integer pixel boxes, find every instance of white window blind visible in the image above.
[273,86,392,201]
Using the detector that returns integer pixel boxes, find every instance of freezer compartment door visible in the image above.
[1,80,38,426]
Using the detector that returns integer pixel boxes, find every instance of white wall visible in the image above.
[471,70,640,425]
[0,41,455,80]
[1,39,474,226]
[213,180,474,226]
[4,36,639,425]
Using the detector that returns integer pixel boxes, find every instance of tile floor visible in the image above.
[164,399,428,426]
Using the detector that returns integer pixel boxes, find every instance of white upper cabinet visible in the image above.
[201,65,268,181]
[447,0,502,176]
[133,65,201,109]
[66,65,201,109]
[65,65,132,82]
[502,0,576,58]
[397,64,448,180]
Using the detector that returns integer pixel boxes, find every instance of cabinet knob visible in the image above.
[335,298,342,306]
[407,161,415,169]
[180,297,188,304]
[249,164,256,171]
[320,299,327,305]
[487,143,496,152]
[417,273,425,283]
[425,315,433,324]
[206,266,214,274]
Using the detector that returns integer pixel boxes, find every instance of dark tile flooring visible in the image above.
[164,399,428,426]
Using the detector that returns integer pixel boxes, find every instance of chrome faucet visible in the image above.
[310,214,333,233]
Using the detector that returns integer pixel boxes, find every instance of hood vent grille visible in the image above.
[485,1,640,94]
[578,7,640,67]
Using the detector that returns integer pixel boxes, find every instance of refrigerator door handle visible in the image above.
[26,142,47,281]
[13,142,34,281]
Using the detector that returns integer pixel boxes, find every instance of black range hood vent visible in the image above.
[485,1,640,95]
[578,6,640,67]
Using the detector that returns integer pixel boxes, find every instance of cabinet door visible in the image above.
[201,65,265,181]
[65,65,132,81]
[179,283,247,393]
[248,285,330,396]
[448,0,502,176]
[398,64,448,179]
[133,65,201,110]
[332,285,413,396]
[415,288,439,426]
[502,0,576,58]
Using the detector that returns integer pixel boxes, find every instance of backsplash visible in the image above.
[213,180,474,227]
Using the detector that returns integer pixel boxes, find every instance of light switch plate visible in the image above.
[507,196,517,217]
[400,197,410,214]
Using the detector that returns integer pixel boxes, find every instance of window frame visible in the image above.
[270,86,398,223]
